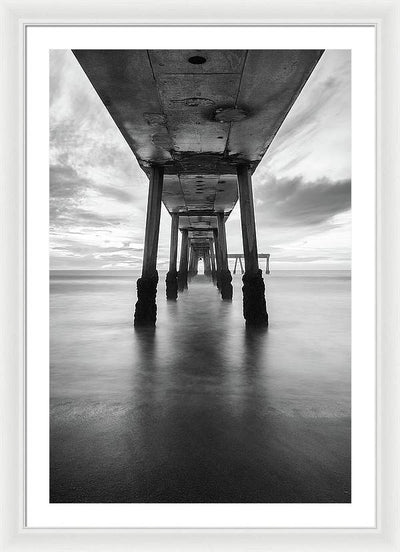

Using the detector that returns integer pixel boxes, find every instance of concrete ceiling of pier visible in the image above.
[73,49,323,232]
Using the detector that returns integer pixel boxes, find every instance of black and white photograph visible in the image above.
[49,48,351,504]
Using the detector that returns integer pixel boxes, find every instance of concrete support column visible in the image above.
[216,213,233,300]
[187,238,192,270]
[236,164,268,325]
[204,248,212,277]
[188,245,194,274]
[178,229,189,291]
[189,249,196,275]
[209,238,217,284]
[193,251,199,275]
[166,213,179,300]
[212,229,222,289]
[188,245,196,279]
[134,165,164,326]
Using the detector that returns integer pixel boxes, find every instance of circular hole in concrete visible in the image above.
[188,55,207,65]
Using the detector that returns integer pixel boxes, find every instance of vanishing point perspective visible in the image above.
[73,50,324,325]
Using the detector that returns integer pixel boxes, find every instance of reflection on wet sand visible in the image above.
[50,271,351,503]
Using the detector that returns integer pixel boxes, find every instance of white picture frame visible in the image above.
[0,0,398,550]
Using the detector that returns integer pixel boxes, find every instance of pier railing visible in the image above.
[228,254,270,274]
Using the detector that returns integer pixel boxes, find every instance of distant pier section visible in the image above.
[228,254,270,275]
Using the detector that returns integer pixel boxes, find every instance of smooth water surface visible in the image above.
[50,270,351,503]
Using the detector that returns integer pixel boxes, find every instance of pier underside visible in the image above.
[73,49,324,325]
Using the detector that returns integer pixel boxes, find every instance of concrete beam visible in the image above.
[134,165,164,326]
[216,213,229,271]
[216,213,233,300]
[166,212,179,300]
[204,248,212,277]
[168,213,179,273]
[237,164,259,275]
[178,229,189,291]
[177,210,229,218]
[236,164,268,325]
[209,238,216,276]
[227,253,270,259]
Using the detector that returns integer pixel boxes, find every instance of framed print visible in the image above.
[0,0,399,551]
[27,24,376,529]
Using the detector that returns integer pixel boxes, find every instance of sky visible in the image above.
[50,49,351,271]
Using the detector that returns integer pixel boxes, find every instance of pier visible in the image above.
[229,254,270,275]
[73,49,323,326]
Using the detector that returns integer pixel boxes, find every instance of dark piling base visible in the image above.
[166,271,178,300]
[219,269,233,301]
[242,269,268,326]
[177,270,188,292]
[134,271,159,327]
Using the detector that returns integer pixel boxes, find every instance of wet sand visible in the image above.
[50,271,351,503]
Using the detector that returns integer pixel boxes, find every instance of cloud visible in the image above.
[50,164,133,203]
[259,50,351,183]
[96,184,133,203]
[49,50,351,270]
[255,174,351,227]
[274,75,341,144]
[72,209,123,227]
[50,164,137,232]
[50,164,90,199]
[93,246,144,260]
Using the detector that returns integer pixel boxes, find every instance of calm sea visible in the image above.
[50,270,351,503]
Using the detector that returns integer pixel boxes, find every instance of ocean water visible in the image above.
[50,270,351,503]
